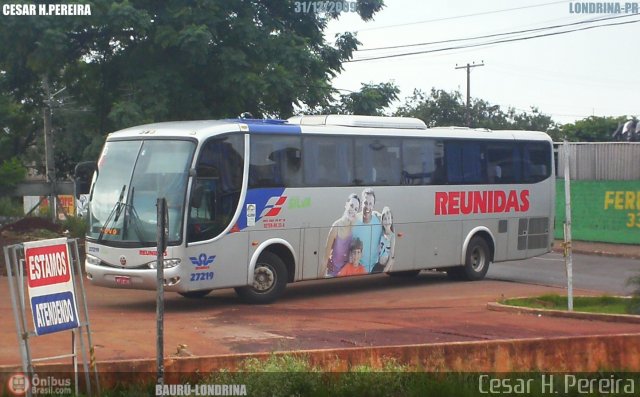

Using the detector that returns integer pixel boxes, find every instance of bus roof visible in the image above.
[105,116,552,142]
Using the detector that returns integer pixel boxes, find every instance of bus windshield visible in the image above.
[88,139,196,245]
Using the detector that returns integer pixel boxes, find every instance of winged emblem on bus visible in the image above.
[189,254,216,270]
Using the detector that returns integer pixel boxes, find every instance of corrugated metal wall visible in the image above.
[555,142,640,180]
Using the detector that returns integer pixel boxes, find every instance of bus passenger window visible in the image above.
[401,139,443,185]
[249,135,302,187]
[487,142,518,183]
[523,142,551,182]
[445,141,485,184]
[355,138,401,185]
[303,136,353,186]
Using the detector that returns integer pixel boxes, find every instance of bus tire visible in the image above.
[235,252,288,304]
[461,236,491,281]
[387,270,421,277]
[179,290,212,299]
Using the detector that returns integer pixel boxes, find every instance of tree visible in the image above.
[0,158,27,195]
[0,0,386,177]
[308,81,400,115]
[395,88,558,133]
[335,82,399,115]
[557,116,629,142]
[395,88,466,127]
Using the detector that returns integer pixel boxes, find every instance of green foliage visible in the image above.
[0,89,37,165]
[61,215,88,239]
[336,359,413,396]
[395,88,466,127]
[555,116,627,142]
[337,82,400,116]
[0,196,24,216]
[0,158,27,194]
[103,371,640,397]
[205,355,485,397]
[395,88,558,133]
[503,294,634,314]
[626,275,640,314]
[209,354,324,397]
[0,0,385,177]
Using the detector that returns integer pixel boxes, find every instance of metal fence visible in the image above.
[555,142,640,181]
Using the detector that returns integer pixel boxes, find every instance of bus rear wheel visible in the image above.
[235,252,288,304]
[451,236,490,281]
[179,290,212,299]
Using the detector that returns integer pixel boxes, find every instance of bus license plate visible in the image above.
[115,276,131,286]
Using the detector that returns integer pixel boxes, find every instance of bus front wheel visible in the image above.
[451,236,490,281]
[235,252,288,304]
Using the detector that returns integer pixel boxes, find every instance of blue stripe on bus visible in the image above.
[246,124,301,134]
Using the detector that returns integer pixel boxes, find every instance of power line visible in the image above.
[347,16,640,63]
[356,14,621,52]
[356,0,568,32]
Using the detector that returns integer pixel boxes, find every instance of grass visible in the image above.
[93,354,640,397]
[502,294,636,315]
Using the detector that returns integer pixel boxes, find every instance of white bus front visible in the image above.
[85,137,198,290]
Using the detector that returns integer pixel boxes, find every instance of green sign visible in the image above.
[555,180,640,245]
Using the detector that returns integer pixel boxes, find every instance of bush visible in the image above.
[61,215,88,239]
[0,196,23,217]
[0,158,27,193]
[626,275,640,314]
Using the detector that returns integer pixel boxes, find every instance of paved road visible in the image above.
[487,251,640,295]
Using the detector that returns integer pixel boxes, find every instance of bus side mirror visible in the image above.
[74,161,97,198]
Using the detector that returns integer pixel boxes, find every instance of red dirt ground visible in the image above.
[1,273,639,367]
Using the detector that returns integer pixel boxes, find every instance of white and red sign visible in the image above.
[24,238,79,335]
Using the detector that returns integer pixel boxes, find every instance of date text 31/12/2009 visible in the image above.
[294,1,357,13]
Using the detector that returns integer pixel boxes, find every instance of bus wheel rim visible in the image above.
[253,264,275,292]
[471,247,485,272]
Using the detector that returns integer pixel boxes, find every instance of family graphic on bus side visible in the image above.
[321,188,396,278]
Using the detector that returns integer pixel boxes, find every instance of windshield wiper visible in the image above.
[122,187,148,243]
[97,184,126,242]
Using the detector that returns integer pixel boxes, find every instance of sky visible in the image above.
[325,0,640,124]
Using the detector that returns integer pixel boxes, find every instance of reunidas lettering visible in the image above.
[435,190,530,215]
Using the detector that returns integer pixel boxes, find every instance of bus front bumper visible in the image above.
[85,262,184,291]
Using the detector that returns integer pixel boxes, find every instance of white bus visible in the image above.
[81,115,555,303]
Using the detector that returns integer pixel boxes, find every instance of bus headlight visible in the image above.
[86,255,101,266]
[147,258,181,269]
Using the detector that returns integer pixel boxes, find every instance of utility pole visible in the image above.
[42,76,57,221]
[455,61,484,127]
[42,77,66,221]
